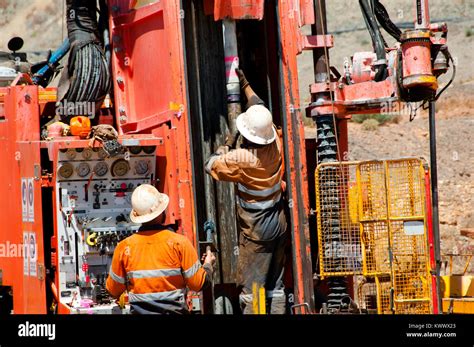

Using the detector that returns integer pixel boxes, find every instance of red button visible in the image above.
[120,183,127,190]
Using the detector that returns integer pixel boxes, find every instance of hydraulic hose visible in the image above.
[373,0,402,42]
[57,0,111,120]
[359,0,388,81]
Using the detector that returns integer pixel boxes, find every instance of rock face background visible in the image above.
[1,0,473,273]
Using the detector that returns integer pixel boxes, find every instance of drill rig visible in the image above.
[308,0,452,314]
[0,0,452,315]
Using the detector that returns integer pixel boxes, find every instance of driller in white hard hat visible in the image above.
[236,105,277,145]
[130,184,169,224]
[205,69,288,314]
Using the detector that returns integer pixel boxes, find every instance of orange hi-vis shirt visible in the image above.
[106,228,207,314]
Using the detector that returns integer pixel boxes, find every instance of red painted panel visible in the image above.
[0,86,46,313]
[108,1,196,246]
[204,0,265,20]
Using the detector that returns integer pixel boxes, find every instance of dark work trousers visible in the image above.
[237,232,287,314]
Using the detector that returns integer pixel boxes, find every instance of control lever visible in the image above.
[93,184,101,209]
[116,214,126,223]
[84,184,88,202]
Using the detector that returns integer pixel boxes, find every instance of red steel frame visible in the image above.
[424,165,439,314]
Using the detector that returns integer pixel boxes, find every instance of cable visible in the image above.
[435,55,456,101]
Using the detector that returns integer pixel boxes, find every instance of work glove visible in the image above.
[201,246,216,274]
[215,145,230,156]
[224,132,239,148]
[204,246,216,266]
[236,69,250,90]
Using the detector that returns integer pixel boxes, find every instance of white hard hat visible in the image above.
[130,184,169,224]
[236,105,277,145]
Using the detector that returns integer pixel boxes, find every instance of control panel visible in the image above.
[55,146,156,314]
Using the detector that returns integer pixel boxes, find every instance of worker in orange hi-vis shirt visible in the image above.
[106,184,216,314]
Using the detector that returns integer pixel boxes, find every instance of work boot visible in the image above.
[267,290,286,314]
[239,293,254,315]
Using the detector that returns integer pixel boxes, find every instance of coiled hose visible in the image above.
[57,0,110,120]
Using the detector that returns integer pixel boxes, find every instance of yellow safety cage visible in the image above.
[315,158,432,314]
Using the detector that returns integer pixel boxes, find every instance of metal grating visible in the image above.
[390,221,431,313]
[316,158,433,314]
[316,163,362,277]
[386,159,425,219]
[361,222,391,276]
[359,161,387,221]
[356,276,392,314]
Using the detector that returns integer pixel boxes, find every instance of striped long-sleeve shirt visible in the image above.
[106,227,210,314]
[205,132,287,242]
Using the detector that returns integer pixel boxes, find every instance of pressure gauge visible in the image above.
[111,159,130,177]
[65,149,77,160]
[82,148,93,160]
[97,148,108,159]
[134,160,150,175]
[58,163,74,179]
[129,146,142,155]
[142,146,156,155]
[93,162,109,177]
[76,162,91,177]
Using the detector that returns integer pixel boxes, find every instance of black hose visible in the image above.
[435,53,456,101]
[57,0,111,120]
[359,0,388,82]
[374,0,402,42]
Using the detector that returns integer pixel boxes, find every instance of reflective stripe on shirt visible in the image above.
[205,155,220,174]
[128,289,186,303]
[237,181,281,198]
[127,268,182,279]
[237,193,281,210]
[183,260,201,279]
[109,269,126,284]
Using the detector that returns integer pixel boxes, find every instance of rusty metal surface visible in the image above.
[183,0,238,285]
[204,0,265,20]
[277,0,315,313]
